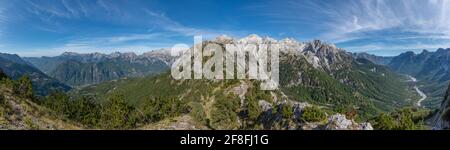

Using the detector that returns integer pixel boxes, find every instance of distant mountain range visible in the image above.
[24,50,173,87]
[72,34,418,122]
[353,52,393,65]
[3,34,450,130]
[386,48,450,108]
[388,49,450,82]
[0,53,71,95]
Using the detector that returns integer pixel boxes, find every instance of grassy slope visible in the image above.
[1,80,81,130]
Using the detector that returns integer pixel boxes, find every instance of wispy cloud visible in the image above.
[0,0,247,56]
[22,0,241,38]
[323,0,450,42]
[0,7,5,24]
[0,1,7,36]
[249,0,450,54]
[142,9,246,39]
[10,0,449,56]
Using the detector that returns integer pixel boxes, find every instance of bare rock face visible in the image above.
[291,102,310,120]
[258,100,273,112]
[360,122,374,130]
[229,81,249,107]
[433,84,450,129]
[142,49,176,66]
[255,96,372,130]
[139,115,209,130]
[325,114,373,130]
[215,35,234,44]
[238,34,263,44]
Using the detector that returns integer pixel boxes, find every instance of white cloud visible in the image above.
[318,0,450,42]
[0,1,6,36]
[22,0,241,38]
[68,33,173,45]
[0,0,248,57]
[142,9,246,39]
[252,0,450,50]
[25,0,73,19]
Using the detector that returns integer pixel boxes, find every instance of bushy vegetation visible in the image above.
[42,91,101,127]
[371,113,396,130]
[100,94,136,129]
[243,83,271,124]
[0,73,34,100]
[0,70,7,80]
[41,91,188,129]
[188,102,207,124]
[281,104,293,119]
[301,106,327,122]
[73,71,248,129]
[13,75,34,99]
[139,97,188,123]
[371,108,431,130]
[1,73,189,129]
[210,95,241,130]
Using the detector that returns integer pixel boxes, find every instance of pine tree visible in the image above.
[13,75,34,99]
[0,69,7,80]
[101,94,135,129]
[372,113,396,130]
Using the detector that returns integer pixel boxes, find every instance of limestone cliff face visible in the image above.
[433,84,450,129]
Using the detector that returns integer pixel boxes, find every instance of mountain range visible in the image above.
[68,34,424,129]
[353,52,393,65]
[386,49,450,108]
[2,34,449,130]
[0,53,71,95]
[24,51,172,87]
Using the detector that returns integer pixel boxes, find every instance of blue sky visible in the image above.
[1,0,450,57]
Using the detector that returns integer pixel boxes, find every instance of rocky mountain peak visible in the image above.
[238,34,262,44]
[210,34,351,71]
[143,49,170,56]
[61,51,79,56]
[215,35,234,43]
[304,40,340,53]
[108,52,137,59]
[435,48,450,56]
[436,48,447,52]
[281,38,300,45]
[395,51,416,60]
[262,36,278,43]
[142,49,176,65]
[0,52,28,65]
